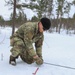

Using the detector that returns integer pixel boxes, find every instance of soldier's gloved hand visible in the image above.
[33,55,43,65]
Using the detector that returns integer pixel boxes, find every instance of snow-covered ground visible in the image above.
[0,26,75,75]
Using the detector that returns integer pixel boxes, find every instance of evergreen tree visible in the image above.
[16,0,53,19]
[0,16,4,22]
[0,16,4,26]
[31,16,39,22]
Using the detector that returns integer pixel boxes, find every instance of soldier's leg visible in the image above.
[24,51,34,64]
[10,45,21,58]
[20,49,34,64]
[9,46,21,65]
[9,39,24,65]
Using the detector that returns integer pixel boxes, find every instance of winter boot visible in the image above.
[9,55,16,66]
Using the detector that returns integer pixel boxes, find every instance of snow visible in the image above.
[0,26,75,75]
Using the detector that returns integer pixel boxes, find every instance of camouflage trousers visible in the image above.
[10,36,34,64]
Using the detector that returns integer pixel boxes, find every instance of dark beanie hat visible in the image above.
[40,17,51,30]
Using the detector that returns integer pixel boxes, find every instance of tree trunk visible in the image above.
[12,0,16,35]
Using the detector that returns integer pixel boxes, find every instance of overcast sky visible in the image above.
[0,0,75,20]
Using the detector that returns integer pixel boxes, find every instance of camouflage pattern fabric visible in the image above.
[10,22,44,64]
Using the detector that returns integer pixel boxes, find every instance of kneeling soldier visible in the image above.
[9,17,51,66]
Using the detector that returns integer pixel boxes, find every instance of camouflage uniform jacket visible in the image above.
[12,22,44,57]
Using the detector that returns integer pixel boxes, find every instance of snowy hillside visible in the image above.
[0,26,75,75]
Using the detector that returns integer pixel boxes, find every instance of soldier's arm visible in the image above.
[35,35,44,59]
[24,29,37,57]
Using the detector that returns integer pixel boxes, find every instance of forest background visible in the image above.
[0,0,75,35]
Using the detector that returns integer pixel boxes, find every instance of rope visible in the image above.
[44,62,75,70]
[44,41,50,48]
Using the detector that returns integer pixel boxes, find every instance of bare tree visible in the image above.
[56,0,66,33]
